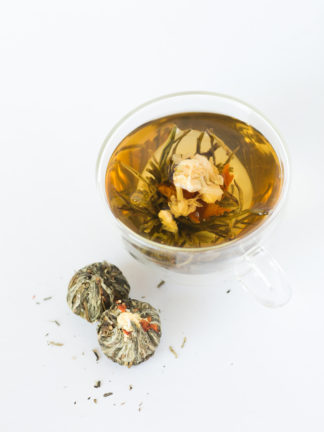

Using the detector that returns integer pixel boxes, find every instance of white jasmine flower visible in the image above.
[200,181,224,204]
[173,154,224,203]
[158,209,178,233]
[168,187,202,218]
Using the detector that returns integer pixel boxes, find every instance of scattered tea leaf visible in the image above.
[103,392,113,398]
[92,349,100,361]
[181,337,187,348]
[157,280,165,288]
[74,401,76,405]
[43,297,52,301]
[50,320,60,326]
[121,402,126,406]
[129,385,133,391]
[226,289,231,294]
[94,381,101,388]
[93,399,97,404]
[169,346,178,358]
[48,341,63,347]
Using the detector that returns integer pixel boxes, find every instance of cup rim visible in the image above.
[96,91,290,253]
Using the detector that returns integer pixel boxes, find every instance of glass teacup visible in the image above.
[96,92,290,307]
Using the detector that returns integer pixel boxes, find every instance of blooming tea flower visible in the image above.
[173,154,224,204]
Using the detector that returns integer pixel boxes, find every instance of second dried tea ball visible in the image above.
[97,299,161,367]
[67,261,130,323]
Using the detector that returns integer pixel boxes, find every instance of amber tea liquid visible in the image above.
[106,113,283,248]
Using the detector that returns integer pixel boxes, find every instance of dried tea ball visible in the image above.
[97,299,161,367]
[67,262,130,323]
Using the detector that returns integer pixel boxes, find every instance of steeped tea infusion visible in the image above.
[106,113,283,247]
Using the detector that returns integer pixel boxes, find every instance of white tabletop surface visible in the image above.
[1,1,324,431]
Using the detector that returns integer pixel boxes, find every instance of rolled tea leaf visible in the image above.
[67,262,130,323]
[97,299,161,367]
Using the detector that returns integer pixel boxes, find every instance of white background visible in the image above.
[1,1,324,431]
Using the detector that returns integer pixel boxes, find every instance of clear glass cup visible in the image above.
[96,92,291,308]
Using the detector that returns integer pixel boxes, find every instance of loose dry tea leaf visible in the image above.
[94,381,101,388]
[181,337,187,348]
[50,320,60,326]
[97,299,161,367]
[43,297,52,301]
[93,399,97,404]
[129,385,133,391]
[48,341,64,347]
[121,402,126,406]
[103,392,113,397]
[226,289,231,294]
[92,349,100,361]
[157,280,165,288]
[67,262,130,323]
[74,401,76,405]
[169,346,178,358]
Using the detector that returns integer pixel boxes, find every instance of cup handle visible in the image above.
[235,246,291,308]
